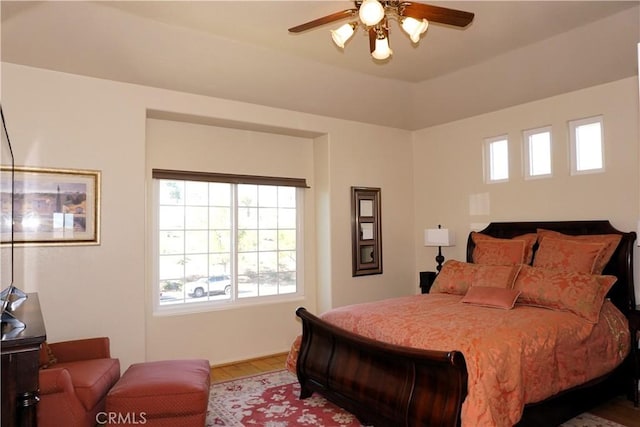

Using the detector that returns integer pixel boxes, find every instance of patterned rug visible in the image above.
[206,370,627,427]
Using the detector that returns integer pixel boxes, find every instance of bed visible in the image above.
[294,220,636,427]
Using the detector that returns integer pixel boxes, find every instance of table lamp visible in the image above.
[424,225,456,273]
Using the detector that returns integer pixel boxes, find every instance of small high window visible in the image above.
[523,126,552,179]
[569,116,604,175]
[484,135,509,183]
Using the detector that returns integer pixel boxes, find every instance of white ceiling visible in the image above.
[1,1,639,130]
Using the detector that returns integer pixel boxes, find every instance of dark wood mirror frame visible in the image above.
[351,186,382,276]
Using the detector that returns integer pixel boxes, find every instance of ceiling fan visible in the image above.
[288,0,474,61]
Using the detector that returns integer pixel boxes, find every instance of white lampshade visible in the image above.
[424,228,455,247]
[331,23,356,48]
[401,17,428,43]
[359,0,385,26]
[371,36,392,60]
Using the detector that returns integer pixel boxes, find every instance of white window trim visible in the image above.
[151,180,305,316]
[483,134,509,184]
[569,115,605,176]
[523,126,553,180]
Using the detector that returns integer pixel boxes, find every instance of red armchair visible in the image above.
[38,337,120,427]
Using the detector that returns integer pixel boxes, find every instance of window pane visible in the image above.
[576,122,602,171]
[159,206,184,229]
[156,179,301,308]
[238,184,257,207]
[159,180,184,205]
[185,181,209,205]
[489,139,509,181]
[209,183,231,206]
[258,186,278,207]
[185,230,208,254]
[159,230,184,255]
[238,207,257,229]
[526,130,551,177]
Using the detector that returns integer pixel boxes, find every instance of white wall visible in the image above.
[2,62,414,368]
[413,77,640,302]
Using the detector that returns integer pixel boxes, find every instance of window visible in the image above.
[569,116,604,175]
[152,170,305,313]
[484,135,509,183]
[523,126,552,179]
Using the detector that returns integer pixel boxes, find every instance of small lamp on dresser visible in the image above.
[424,225,456,273]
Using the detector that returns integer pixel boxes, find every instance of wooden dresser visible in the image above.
[1,292,47,427]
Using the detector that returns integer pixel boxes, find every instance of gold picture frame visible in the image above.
[1,166,101,246]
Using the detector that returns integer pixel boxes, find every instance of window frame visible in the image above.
[151,170,307,316]
[522,126,553,180]
[569,115,605,176]
[483,134,510,184]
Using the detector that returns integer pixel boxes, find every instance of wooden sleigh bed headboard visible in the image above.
[295,219,637,427]
[466,220,637,314]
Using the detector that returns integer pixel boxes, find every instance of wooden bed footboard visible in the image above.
[296,307,468,427]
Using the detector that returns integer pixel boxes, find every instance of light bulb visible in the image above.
[331,23,356,48]
[401,17,428,43]
[372,36,392,60]
[359,0,385,26]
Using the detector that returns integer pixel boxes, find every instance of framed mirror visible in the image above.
[351,187,382,276]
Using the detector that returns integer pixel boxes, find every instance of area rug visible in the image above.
[206,369,627,427]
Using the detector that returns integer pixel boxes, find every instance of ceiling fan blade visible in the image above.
[369,28,376,53]
[401,3,474,27]
[288,9,358,33]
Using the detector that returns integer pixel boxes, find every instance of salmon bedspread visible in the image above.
[312,293,630,427]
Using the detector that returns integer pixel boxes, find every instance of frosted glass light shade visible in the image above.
[331,23,356,48]
[401,17,428,43]
[359,0,385,26]
[372,36,392,60]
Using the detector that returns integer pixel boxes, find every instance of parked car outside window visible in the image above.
[185,275,231,298]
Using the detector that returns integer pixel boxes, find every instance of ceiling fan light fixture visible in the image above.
[401,17,429,43]
[359,0,385,26]
[331,22,357,48]
[371,36,392,60]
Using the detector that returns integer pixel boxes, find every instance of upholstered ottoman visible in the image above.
[105,359,210,427]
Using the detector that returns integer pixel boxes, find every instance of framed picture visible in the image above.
[351,186,382,276]
[1,166,101,246]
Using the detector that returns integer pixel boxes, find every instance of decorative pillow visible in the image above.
[532,237,605,274]
[513,264,617,323]
[471,232,537,265]
[461,286,521,309]
[39,342,58,369]
[536,229,622,274]
[430,260,521,295]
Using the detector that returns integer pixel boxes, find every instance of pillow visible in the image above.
[536,229,622,274]
[513,264,617,323]
[39,342,58,369]
[430,260,521,295]
[461,286,521,309]
[471,232,537,265]
[532,237,605,274]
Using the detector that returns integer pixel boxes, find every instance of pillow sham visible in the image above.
[513,264,616,323]
[430,260,521,295]
[461,286,521,309]
[471,232,537,265]
[536,229,621,274]
[532,237,605,274]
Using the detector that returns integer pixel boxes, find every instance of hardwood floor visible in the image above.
[210,352,289,383]
[591,394,640,427]
[211,353,640,426]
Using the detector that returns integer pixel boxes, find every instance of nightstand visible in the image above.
[419,271,437,294]
[630,305,640,407]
